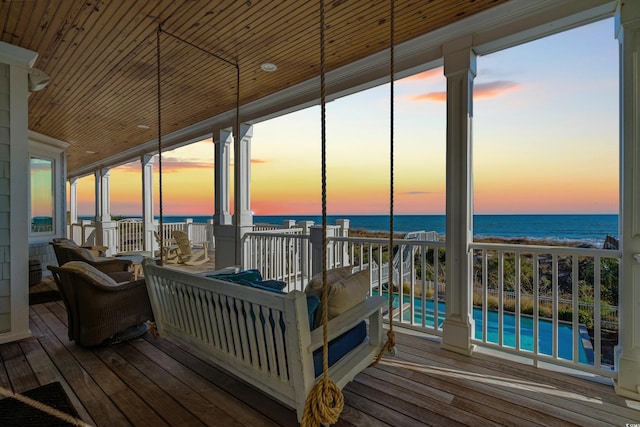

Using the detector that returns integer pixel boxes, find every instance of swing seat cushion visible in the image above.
[312,320,367,377]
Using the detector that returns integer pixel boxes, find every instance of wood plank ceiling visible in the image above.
[1,0,508,172]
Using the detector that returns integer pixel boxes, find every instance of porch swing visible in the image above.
[142,1,397,424]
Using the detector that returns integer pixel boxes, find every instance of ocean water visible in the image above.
[91,214,618,246]
[261,214,618,245]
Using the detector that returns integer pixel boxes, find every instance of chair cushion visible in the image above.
[62,261,119,287]
[70,246,99,262]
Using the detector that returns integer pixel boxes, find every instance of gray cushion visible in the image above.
[62,261,119,287]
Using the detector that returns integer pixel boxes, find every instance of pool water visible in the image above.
[389,295,594,365]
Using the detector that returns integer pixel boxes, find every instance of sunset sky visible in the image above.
[72,18,618,217]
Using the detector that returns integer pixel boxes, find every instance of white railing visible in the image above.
[244,228,620,378]
[474,288,619,330]
[470,242,620,377]
[243,228,309,290]
[67,220,97,247]
[117,218,144,252]
[69,218,213,254]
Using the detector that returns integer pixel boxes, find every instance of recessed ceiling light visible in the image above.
[85,150,97,154]
[137,124,150,129]
[260,62,277,72]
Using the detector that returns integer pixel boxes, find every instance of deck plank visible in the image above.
[94,345,209,427]
[128,338,281,427]
[6,294,640,427]
[29,303,135,426]
[394,333,636,426]
[0,341,40,393]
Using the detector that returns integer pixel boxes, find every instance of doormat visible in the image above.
[0,382,88,426]
[29,290,61,306]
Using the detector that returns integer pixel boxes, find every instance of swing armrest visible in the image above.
[308,295,386,352]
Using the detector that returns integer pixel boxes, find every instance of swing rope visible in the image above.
[156,26,164,267]
[370,0,397,368]
[302,1,396,424]
[301,1,344,425]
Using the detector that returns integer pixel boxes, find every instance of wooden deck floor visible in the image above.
[3,278,640,426]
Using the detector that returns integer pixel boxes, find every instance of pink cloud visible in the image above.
[410,80,520,103]
[400,68,443,83]
[153,157,212,173]
[412,92,446,102]
[475,80,520,99]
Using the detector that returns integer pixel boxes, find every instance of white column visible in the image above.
[614,0,640,401]
[94,167,112,222]
[441,36,476,355]
[235,123,254,226]
[94,167,117,254]
[214,129,235,268]
[214,129,232,225]
[69,177,78,225]
[141,154,155,253]
[234,124,255,265]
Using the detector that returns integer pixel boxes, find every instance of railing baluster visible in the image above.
[515,250,521,351]
[572,254,579,363]
[594,256,602,369]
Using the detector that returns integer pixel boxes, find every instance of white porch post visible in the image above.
[441,36,476,355]
[214,124,254,268]
[231,123,254,265]
[214,128,235,268]
[214,129,233,226]
[141,154,155,253]
[235,123,254,227]
[69,177,78,224]
[614,0,640,401]
[94,167,117,255]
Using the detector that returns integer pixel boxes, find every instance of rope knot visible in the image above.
[301,378,344,427]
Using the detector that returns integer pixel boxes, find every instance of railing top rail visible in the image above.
[329,235,445,247]
[470,241,622,258]
[245,228,306,236]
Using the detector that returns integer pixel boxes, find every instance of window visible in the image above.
[30,157,54,234]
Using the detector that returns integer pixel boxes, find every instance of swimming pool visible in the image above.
[389,295,595,365]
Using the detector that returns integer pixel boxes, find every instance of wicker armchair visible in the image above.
[51,241,132,275]
[48,261,154,346]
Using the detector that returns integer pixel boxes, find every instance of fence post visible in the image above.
[299,221,315,278]
[310,225,337,276]
[335,219,350,267]
[185,218,193,240]
[207,219,215,250]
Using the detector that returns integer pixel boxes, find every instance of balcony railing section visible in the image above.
[69,218,213,254]
[470,242,620,377]
[243,228,309,289]
[245,227,619,378]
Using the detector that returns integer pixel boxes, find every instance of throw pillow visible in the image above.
[312,268,370,328]
[304,266,353,297]
[326,268,370,319]
[306,295,320,329]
